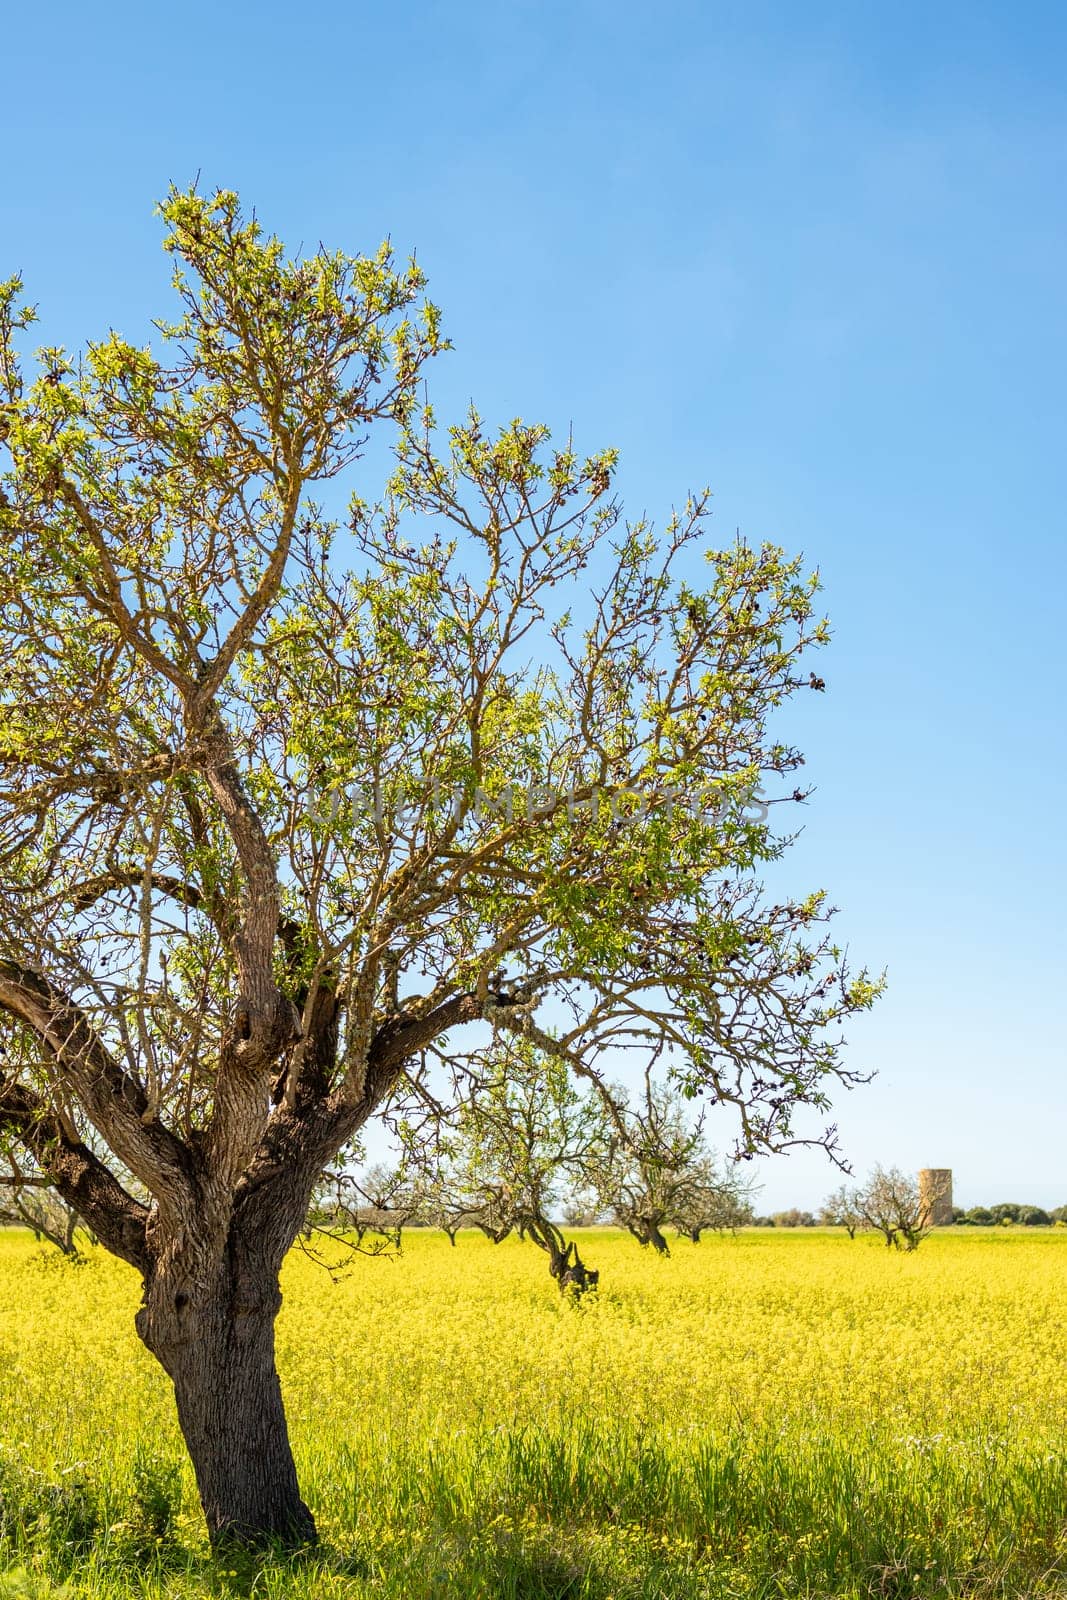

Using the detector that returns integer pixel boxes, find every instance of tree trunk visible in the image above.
[136,1250,315,1551]
[521,1216,599,1296]
[641,1220,671,1255]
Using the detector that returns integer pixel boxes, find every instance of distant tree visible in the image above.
[405,1041,602,1292]
[1050,1205,1067,1225]
[672,1168,754,1242]
[413,1141,515,1244]
[0,1177,86,1256]
[584,1080,750,1255]
[308,1159,415,1254]
[858,1166,931,1251]
[561,1194,608,1228]
[0,186,880,1549]
[0,1146,97,1256]
[952,1202,1052,1228]
[401,1148,485,1245]
[820,1183,865,1238]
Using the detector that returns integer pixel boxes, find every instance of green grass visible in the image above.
[0,1227,1064,1598]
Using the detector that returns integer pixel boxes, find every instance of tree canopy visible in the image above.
[0,187,880,1547]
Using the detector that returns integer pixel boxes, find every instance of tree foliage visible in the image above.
[399,1039,602,1290]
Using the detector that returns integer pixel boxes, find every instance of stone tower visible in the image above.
[918,1168,953,1226]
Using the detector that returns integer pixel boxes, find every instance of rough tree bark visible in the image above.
[136,1240,312,1547]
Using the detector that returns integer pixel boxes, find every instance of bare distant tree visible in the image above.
[673,1167,754,1242]
[401,1149,484,1246]
[820,1183,865,1239]
[0,1148,95,1256]
[307,1159,415,1256]
[858,1166,932,1251]
[400,1127,516,1244]
[0,1179,85,1256]
[586,1079,748,1254]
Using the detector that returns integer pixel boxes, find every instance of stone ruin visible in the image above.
[918,1167,954,1226]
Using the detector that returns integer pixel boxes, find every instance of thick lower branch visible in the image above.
[0,1075,148,1270]
[0,959,192,1198]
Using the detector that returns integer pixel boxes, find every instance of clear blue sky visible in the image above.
[4,1,1065,1209]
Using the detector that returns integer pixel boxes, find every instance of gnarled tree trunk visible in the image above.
[626,1216,671,1255]
[136,1235,314,1550]
[520,1214,599,1295]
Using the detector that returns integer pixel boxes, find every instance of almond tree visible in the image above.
[405,1038,603,1290]
[402,1146,487,1245]
[0,188,880,1550]
[405,1136,515,1244]
[306,1159,414,1254]
[0,1153,91,1256]
[820,1181,865,1238]
[858,1167,931,1251]
[670,1156,755,1242]
[585,1078,751,1254]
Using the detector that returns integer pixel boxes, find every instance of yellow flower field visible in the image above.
[0,1227,1064,1598]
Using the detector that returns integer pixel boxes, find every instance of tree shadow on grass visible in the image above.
[210,1541,370,1596]
[211,1532,606,1600]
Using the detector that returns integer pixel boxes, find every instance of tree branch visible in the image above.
[0,959,193,1205]
[71,869,206,917]
[0,1074,149,1271]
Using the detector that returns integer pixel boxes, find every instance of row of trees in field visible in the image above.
[10,1133,1062,1273]
[952,1202,1067,1226]
[306,1053,756,1292]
